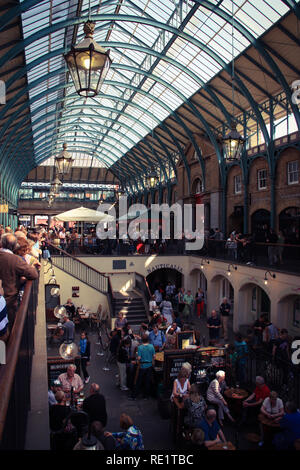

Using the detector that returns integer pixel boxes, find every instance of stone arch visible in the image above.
[236,282,271,332]
[275,294,300,335]
[189,267,208,295]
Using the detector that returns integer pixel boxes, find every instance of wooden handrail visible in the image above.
[48,242,115,303]
[0,280,33,443]
[48,242,111,279]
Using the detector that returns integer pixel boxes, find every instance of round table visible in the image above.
[258,413,281,447]
[224,388,248,419]
[208,441,236,451]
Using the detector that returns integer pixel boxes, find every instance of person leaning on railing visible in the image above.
[0,233,39,327]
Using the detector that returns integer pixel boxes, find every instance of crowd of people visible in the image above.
[1,220,300,451]
[0,224,41,342]
[35,221,299,267]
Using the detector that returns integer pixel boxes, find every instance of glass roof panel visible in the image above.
[18,0,292,173]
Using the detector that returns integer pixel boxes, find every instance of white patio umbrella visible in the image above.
[54,206,115,223]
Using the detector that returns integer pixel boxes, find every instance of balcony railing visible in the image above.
[49,237,300,275]
[0,278,39,450]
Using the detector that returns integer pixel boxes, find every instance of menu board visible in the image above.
[163,350,194,388]
[47,356,81,386]
[163,347,227,389]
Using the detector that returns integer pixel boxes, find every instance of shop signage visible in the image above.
[146,263,183,275]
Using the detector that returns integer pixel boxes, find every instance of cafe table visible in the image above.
[224,387,248,419]
[78,308,92,329]
[258,413,281,447]
[208,441,236,451]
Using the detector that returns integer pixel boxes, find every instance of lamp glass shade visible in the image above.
[54,305,67,319]
[147,170,158,188]
[223,122,245,161]
[51,287,60,297]
[64,21,112,98]
[55,143,74,175]
[59,341,78,360]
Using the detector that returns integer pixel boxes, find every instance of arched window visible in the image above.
[192,177,204,194]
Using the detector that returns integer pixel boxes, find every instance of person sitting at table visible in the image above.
[49,390,70,433]
[64,298,76,320]
[273,401,300,450]
[148,325,166,352]
[164,328,177,350]
[170,368,191,402]
[185,428,208,451]
[206,371,235,426]
[58,364,84,397]
[109,413,144,450]
[199,408,227,448]
[181,362,192,380]
[82,383,108,427]
[48,379,63,406]
[184,383,207,429]
[258,390,284,447]
[241,376,270,424]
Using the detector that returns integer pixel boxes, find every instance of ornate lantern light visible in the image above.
[222,121,245,162]
[64,21,112,98]
[147,168,158,189]
[50,176,62,194]
[55,143,74,175]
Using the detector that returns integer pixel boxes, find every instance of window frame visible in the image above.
[257,168,268,190]
[287,161,299,185]
[234,174,242,194]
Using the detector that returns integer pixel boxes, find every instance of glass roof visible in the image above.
[20,0,291,171]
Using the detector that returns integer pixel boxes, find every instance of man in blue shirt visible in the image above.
[129,335,155,400]
[199,408,226,448]
[273,402,300,450]
[148,325,166,351]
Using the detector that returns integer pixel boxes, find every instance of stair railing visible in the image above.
[47,242,114,317]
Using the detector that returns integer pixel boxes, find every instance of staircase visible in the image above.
[113,292,148,327]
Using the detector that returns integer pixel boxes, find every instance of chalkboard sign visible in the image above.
[47,356,81,386]
[163,350,194,389]
[163,347,227,389]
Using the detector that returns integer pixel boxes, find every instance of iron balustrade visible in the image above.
[0,278,39,450]
[244,347,300,407]
[47,237,300,274]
